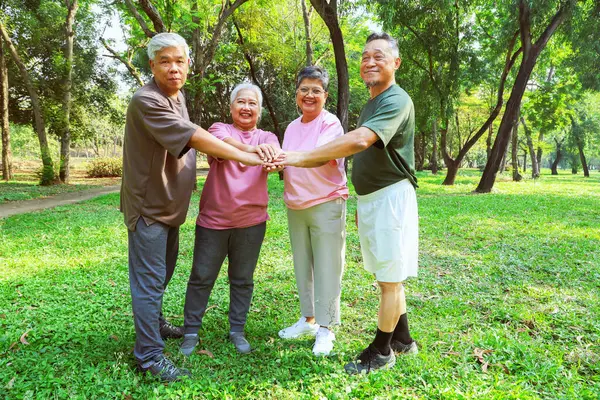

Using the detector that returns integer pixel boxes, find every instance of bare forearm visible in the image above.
[187,128,252,163]
[223,137,254,153]
[300,127,378,167]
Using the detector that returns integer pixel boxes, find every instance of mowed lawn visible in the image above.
[1,169,599,399]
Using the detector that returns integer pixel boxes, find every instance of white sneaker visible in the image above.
[313,327,335,356]
[278,317,319,339]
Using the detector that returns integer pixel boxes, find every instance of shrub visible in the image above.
[86,157,122,178]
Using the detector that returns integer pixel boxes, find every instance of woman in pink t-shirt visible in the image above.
[278,66,349,356]
[181,83,281,356]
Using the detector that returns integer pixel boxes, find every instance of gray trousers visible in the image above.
[128,217,179,363]
[287,198,346,326]
[184,222,266,334]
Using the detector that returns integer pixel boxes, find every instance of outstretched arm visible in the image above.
[276,127,379,168]
[187,128,264,166]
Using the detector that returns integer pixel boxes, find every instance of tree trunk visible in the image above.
[431,118,438,174]
[520,116,539,178]
[310,0,349,132]
[577,139,589,177]
[442,159,459,185]
[301,0,313,66]
[60,0,78,183]
[550,138,562,175]
[511,118,522,181]
[486,122,493,160]
[0,38,12,181]
[0,22,54,184]
[233,20,282,141]
[476,0,569,192]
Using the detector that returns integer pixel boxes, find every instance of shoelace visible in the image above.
[359,346,377,369]
[155,357,179,376]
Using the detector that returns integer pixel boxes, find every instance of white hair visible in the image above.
[147,33,190,61]
[230,83,263,115]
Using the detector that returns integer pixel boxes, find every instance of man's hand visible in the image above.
[241,152,266,166]
[253,143,280,162]
[273,151,309,168]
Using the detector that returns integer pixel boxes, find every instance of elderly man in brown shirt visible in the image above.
[121,32,264,382]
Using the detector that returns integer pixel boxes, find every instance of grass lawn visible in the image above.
[1,169,599,399]
[0,158,120,204]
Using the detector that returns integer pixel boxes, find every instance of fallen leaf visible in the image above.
[110,335,119,341]
[205,305,218,314]
[20,331,30,345]
[473,348,492,363]
[481,361,489,373]
[549,307,559,314]
[444,351,460,356]
[8,342,18,351]
[267,337,275,344]
[0,314,6,319]
[347,299,359,308]
[197,349,214,358]
[108,279,116,287]
[5,377,15,389]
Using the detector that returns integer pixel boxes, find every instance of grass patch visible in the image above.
[1,169,599,398]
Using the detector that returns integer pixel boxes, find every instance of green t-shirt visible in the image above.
[351,84,417,195]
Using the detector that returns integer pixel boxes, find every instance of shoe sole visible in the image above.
[279,330,318,339]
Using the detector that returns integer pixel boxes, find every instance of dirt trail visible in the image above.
[0,185,121,219]
[0,169,209,219]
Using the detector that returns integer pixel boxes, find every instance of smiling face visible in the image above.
[296,78,328,123]
[149,46,189,98]
[360,39,400,92]
[230,89,260,131]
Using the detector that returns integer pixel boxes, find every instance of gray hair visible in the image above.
[296,66,329,91]
[366,32,400,58]
[230,82,263,115]
[147,33,190,61]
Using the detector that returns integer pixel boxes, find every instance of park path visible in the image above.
[0,185,121,219]
[0,169,209,219]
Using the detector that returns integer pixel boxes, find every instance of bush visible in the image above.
[86,157,122,178]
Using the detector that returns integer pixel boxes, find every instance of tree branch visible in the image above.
[100,38,144,87]
[137,0,166,33]
[123,0,155,37]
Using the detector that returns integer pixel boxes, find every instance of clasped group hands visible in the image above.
[250,143,300,171]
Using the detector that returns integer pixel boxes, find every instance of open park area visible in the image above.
[1,169,599,398]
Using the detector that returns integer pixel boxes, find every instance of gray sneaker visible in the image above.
[390,339,418,355]
[344,344,396,375]
[137,355,191,382]
[229,331,252,354]
[180,334,199,356]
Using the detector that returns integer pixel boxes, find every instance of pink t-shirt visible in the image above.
[282,110,349,210]
[197,123,280,229]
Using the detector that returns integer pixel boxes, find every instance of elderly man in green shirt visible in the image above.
[277,32,419,374]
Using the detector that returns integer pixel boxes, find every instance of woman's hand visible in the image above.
[253,143,280,162]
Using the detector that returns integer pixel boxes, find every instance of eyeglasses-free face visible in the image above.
[296,78,328,123]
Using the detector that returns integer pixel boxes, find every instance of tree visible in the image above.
[59,0,79,183]
[0,20,55,184]
[476,0,586,192]
[309,0,349,131]
[0,37,11,180]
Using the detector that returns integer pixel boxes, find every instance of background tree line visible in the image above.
[1,0,599,191]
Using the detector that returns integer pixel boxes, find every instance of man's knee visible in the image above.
[378,281,403,293]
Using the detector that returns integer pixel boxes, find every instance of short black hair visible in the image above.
[296,66,329,91]
[366,32,400,58]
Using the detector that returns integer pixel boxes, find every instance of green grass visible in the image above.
[1,169,599,399]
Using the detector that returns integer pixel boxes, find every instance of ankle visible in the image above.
[304,316,316,325]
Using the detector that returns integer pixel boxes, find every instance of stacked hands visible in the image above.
[247,143,302,171]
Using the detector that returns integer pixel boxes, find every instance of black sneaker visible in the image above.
[390,339,418,355]
[137,355,191,382]
[344,344,396,375]
[159,321,184,339]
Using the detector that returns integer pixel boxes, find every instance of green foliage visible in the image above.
[1,171,599,397]
[85,157,122,178]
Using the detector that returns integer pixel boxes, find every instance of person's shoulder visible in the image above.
[208,122,232,135]
[321,109,341,125]
[131,83,166,108]
[285,116,303,131]
[378,85,413,109]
